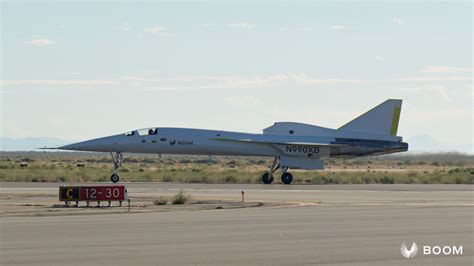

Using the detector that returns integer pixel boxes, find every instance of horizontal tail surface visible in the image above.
[338,99,402,136]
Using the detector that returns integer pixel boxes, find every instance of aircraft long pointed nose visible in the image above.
[58,136,119,152]
[58,141,89,151]
[58,140,97,151]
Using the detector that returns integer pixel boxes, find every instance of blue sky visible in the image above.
[1,1,472,152]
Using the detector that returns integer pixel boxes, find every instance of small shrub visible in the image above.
[194,159,215,164]
[224,175,237,183]
[242,177,254,183]
[311,176,325,184]
[380,176,394,184]
[186,176,203,183]
[137,175,153,182]
[407,172,417,177]
[227,160,239,166]
[200,175,210,183]
[363,176,375,184]
[123,158,139,163]
[153,196,168,205]
[454,176,465,184]
[162,176,173,182]
[172,190,189,204]
[350,176,362,184]
[186,175,210,183]
[143,159,157,164]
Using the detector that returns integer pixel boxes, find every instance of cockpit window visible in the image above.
[124,131,135,136]
[137,128,158,136]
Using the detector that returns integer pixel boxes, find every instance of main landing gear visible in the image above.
[110,152,123,183]
[261,157,293,185]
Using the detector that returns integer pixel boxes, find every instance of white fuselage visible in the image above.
[60,126,408,159]
[66,128,331,157]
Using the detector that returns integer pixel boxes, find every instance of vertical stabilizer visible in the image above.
[338,99,403,136]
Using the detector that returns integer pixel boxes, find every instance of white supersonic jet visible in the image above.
[53,99,408,184]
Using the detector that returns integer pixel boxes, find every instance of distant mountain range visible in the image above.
[0,137,74,151]
[0,136,471,154]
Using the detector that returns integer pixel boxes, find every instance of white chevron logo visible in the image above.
[400,242,418,258]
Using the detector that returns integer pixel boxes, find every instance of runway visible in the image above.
[1,183,473,265]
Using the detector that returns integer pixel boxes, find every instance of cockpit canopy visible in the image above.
[124,131,135,136]
[124,128,158,136]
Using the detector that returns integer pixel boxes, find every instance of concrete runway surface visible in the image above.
[1,183,473,265]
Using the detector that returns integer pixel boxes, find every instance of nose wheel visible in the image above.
[111,173,120,183]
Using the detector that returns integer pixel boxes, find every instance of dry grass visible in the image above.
[0,152,473,184]
[153,196,169,205]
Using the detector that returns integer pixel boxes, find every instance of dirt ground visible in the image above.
[0,186,271,218]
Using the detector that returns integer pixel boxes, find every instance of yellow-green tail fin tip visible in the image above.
[390,107,401,135]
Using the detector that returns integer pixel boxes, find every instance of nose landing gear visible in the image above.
[110,152,123,183]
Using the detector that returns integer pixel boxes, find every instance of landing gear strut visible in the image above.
[110,152,123,183]
[261,158,293,185]
[261,157,280,184]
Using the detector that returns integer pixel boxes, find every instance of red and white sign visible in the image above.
[79,186,126,201]
[59,185,126,201]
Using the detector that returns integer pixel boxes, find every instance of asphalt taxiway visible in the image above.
[1,183,473,265]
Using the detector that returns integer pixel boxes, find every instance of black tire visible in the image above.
[111,173,120,183]
[281,172,293,185]
[261,173,274,184]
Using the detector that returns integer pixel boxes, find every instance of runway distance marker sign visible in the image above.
[59,185,126,202]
